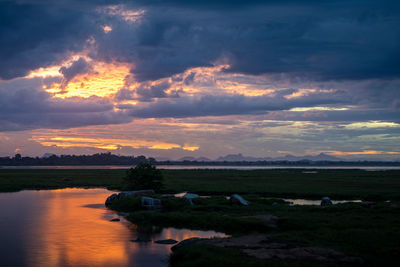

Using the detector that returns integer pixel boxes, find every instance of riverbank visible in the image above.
[110,193,399,266]
[102,168,400,266]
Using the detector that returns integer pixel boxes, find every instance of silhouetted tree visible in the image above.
[124,163,163,191]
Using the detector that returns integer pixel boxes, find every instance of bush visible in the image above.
[124,163,163,191]
[109,197,143,212]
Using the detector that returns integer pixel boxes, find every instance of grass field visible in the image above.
[0,169,125,192]
[1,168,399,200]
[111,194,400,266]
[163,169,400,200]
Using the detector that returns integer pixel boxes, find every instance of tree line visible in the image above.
[0,153,156,166]
[0,153,399,166]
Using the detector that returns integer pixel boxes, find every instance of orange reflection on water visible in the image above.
[26,188,131,267]
[14,188,228,267]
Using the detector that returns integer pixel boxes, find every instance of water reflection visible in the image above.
[284,198,362,206]
[0,188,226,267]
[2,165,400,170]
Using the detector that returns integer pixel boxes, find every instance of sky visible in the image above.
[0,0,400,160]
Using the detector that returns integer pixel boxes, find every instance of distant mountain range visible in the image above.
[1,152,399,166]
[178,153,343,162]
[178,156,213,162]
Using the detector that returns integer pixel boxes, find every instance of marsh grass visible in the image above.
[0,169,125,192]
[110,196,400,266]
[170,244,333,267]
[1,169,400,200]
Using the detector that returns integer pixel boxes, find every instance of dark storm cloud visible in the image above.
[267,109,400,124]
[59,57,91,87]
[307,78,400,111]
[136,81,170,100]
[183,72,196,85]
[1,0,399,82]
[93,0,400,81]
[0,1,97,80]
[127,89,347,118]
[115,80,179,102]
[0,78,130,131]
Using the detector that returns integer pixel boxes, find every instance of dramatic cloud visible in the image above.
[127,89,347,118]
[0,77,130,131]
[116,80,179,102]
[93,0,400,81]
[59,57,92,88]
[2,1,399,82]
[0,1,97,80]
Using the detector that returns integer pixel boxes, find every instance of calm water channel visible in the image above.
[2,165,400,170]
[0,188,226,267]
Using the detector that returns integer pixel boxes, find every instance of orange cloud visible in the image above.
[31,135,197,151]
[284,89,335,99]
[182,145,199,151]
[325,150,400,156]
[100,5,145,22]
[102,25,112,33]
[27,66,62,78]
[48,61,131,98]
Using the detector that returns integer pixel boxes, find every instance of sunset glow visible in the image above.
[31,136,194,151]
[325,150,400,156]
[48,62,131,98]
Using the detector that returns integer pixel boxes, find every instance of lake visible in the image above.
[2,165,400,170]
[0,188,226,267]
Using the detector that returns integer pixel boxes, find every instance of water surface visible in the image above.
[0,188,226,267]
[2,165,400,170]
[283,198,362,205]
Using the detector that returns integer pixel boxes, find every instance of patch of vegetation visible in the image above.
[110,195,274,234]
[108,196,143,212]
[1,169,400,200]
[128,210,269,235]
[124,163,163,191]
[170,244,333,267]
[109,195,400,266]
[170,244,270,267]
[272,202,400,266]
[0,169,126,192]
[161,169,400,200]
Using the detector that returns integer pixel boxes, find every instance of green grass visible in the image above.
[1,169,400,200]
[170,244,266,267]
[272,202,400,266]
[0,169,126,192]
[170,244,334,267]
[162,169,400,200]
[110,196,400,266]
[110,195,276,234]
